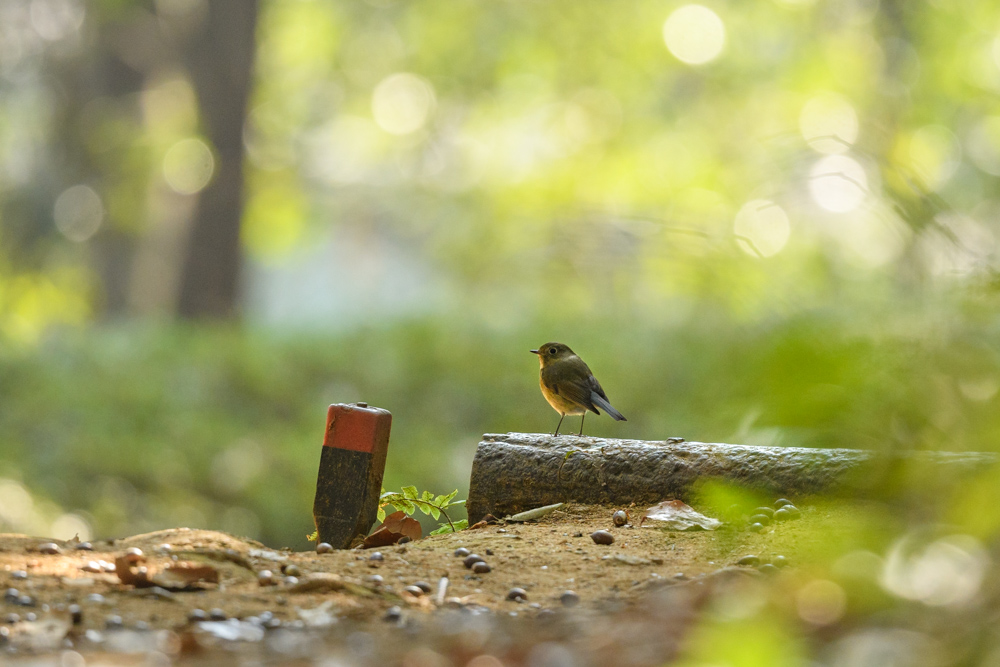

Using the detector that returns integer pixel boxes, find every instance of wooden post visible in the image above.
[313,403,392,548]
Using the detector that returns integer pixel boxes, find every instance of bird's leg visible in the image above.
[554,414,565,436]
[578,413,586,436]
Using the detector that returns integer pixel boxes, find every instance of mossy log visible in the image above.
[466,433,998,522]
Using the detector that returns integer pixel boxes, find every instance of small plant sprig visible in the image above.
[379,486,468,535]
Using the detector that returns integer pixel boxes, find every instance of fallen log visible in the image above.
[466,433,998,522]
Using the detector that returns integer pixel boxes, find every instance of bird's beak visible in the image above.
[530,349,539,355]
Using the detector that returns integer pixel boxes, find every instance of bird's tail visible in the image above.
[591,392,627,421]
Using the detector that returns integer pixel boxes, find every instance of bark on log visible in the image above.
[466,433,998,522]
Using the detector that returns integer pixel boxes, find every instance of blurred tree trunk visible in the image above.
[176,0,259,320]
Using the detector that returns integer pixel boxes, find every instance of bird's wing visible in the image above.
[554,377,601,415]
[588,375,626,421]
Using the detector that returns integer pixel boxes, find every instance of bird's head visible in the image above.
[530,342,575,367]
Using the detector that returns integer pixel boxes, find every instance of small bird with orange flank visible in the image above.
[531,342,626,436]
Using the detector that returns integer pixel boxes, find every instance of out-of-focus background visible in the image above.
[1,0,999,553]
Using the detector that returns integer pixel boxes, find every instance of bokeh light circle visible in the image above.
[163,138,215,194]
[54,184,103,242]
[734,199,791,258]
[799,92,859,154]
[809,154,867,212]
[372,72,436,135]
[662,5,726,66]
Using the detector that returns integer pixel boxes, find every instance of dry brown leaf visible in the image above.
[639,500,721,531]
[363,511,422,548]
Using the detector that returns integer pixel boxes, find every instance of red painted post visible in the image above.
[312,403,392,548]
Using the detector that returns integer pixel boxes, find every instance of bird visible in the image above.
[530,342,626,436]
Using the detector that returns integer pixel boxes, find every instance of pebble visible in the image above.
[24,613,36,622]
[135,621,149,631]
[463,554,485,569]
[749,514,772,526]
[258,570,275,586]
[749,522,764,533]
[472,562,491,574]
[265,617,282,629]
[573,532,583,538]
[4,614,18,624]
[485,549,493,556]
[368,552,384,562]
[737,555,760,566]
[123,547,143,563]
[4,589,18,603]
[83,561,102,573]
[12,571,27,580]
[773,555,789,568]
[774,498,793,509]
[283,576,299,586]
[506,588,528,602]
[17,595,35,607]
[209,608,227,621]
[758,564,780,575]
[398,537,411,545]
[86,593,105,604]
[384,606,403,622]
[403,586,424,597]
[38,542,61,555]
[591,530,614,545]
[368,575,384,586]
[316,542,334,554]
[69,605,83,625]
[75,542,93,552]
[105,615,124,629]
[413,581,432,593]
[612,510,628,527]
[188,609,208,622]
[774,507,798,522]
[560,591,580,607]
[753,507,775,518]
[454,548,470,558]
[258,611,274,623]
[283,564,301,577]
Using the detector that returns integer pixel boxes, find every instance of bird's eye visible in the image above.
[549,347,557,355]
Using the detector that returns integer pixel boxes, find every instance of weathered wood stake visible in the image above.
[466,433,998,522]
[313,403,392,548]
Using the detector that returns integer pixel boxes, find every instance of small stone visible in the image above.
[17,595,35,607]
[560,591,580,607]
[753,507,775,518]
[86,593,105,604]
[463,554,485,569]
[472,562,491,574]
[737,555,760,566]
[454,548,470,558]
[384,606,402,622]
[316,542,334,554]
[368,575,384,585]
[774,508,796,522]
[403,586,424,597]
[758,564,780,575]
[485,549,493,556]
[75,542,93,552]
[413,581,432,593]
[258,570,275,586]
[506,588,528,602]
[398,536,411,545]
[11,571,27,580]
[69,605,83,625]
[590,530,614,545]
[749,522,765,533]
[155,544,172,553]
[749,514,772,526]
[368,552,384,562]
[134,621,149,631]
[612,510,628,527]
[265,618,282,629]
[773,555,789,568]
[4,589,18,603]
[282,564,301,576]
[209,608,227,621]
[23,612,36,622]
[188,609,208,622]
[123,547,143,563]
[38,542,60,555]
[283,576,299,586]
[258,611,274,624]
[4,613,19,624]
[573,532,583,538]
[105,615,124,629]
[778,506,801,520]
[774,498,793,509]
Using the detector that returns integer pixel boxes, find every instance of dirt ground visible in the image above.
[0,501,841,664]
